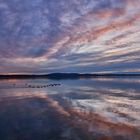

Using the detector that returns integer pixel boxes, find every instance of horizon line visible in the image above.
[0,73,140,80]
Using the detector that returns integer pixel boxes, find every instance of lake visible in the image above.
[0,77,140,140]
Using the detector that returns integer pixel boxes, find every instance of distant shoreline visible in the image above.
[0,73,140,79]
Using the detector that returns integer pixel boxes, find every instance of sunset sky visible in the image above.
[0,0,140,74]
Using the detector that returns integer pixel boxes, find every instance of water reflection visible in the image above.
[0,77,140,140]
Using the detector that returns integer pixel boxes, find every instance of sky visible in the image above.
[0,0,140,74]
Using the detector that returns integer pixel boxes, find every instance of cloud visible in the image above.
[0,0,140,74]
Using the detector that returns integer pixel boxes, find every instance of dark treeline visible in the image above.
[0,73,140,79]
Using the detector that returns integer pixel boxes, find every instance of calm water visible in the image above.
[0,77,140,140]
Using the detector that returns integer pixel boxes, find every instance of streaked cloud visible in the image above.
[0,0,140,74]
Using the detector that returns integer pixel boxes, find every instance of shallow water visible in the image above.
[0,77,140,140]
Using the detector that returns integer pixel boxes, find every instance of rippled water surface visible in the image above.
[0,77,140,140]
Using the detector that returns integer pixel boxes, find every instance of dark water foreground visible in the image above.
[0,77,140,140]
